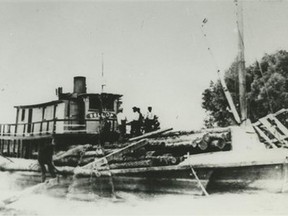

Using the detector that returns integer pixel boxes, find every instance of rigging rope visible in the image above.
[200,19,220,71]
[200,17,241,124]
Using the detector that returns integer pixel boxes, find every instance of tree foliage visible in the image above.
[202,50,288,127]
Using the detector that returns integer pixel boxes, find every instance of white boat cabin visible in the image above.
[0,76,122,158]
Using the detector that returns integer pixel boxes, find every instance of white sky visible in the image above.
[0,0,288,130]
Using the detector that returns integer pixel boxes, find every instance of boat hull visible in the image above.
[208,163,288,193]
[1,160,287,197]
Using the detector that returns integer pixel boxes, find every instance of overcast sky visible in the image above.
[0,0,288,130]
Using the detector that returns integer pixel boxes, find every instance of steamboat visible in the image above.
[1,0,288,203]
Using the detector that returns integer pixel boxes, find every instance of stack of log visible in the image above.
[53,145,181,169]
[146,129,231,155]
[106,150,180,169]
[54,144,110,167]
[53,128,231,170]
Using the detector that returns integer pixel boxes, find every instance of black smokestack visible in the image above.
[73,76,87,94]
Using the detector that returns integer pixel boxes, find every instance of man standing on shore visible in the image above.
[38,138,58,182]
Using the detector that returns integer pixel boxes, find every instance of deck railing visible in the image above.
[0,118,117,138]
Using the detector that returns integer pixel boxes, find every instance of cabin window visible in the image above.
[89,96,101,110]
[42,107,46,120]
[102,97,115,111]
[21,109,25,121]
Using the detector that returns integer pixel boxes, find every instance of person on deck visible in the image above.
[145,106,155,133]
[99,116,111,145]
[38,138,58,182]
[117,108,127,141]
[136,108,144,135]
[130,107,140,137]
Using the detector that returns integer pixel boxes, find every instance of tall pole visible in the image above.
[101,53,105,93]
[236,0,247,122]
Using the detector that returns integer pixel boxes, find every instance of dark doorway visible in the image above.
[27,109,33,133]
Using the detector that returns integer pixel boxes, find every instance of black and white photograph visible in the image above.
[0,0,288,215]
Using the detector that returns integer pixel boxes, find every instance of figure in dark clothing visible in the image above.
[38,138,58,182]
[130,107,140,137]
[99,116,111,145]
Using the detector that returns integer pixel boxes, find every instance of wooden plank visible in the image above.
[274,108,288,116]
[267,114,288,137]
[258,117,287,144]
[0,134,53,140]
[253,125,277,148]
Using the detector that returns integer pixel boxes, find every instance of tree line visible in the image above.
[202,50,288,127]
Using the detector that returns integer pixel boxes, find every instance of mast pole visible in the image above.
[236,0,247,122]
[101,52,105,93]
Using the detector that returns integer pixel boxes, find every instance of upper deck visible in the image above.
[0,76,122,140]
